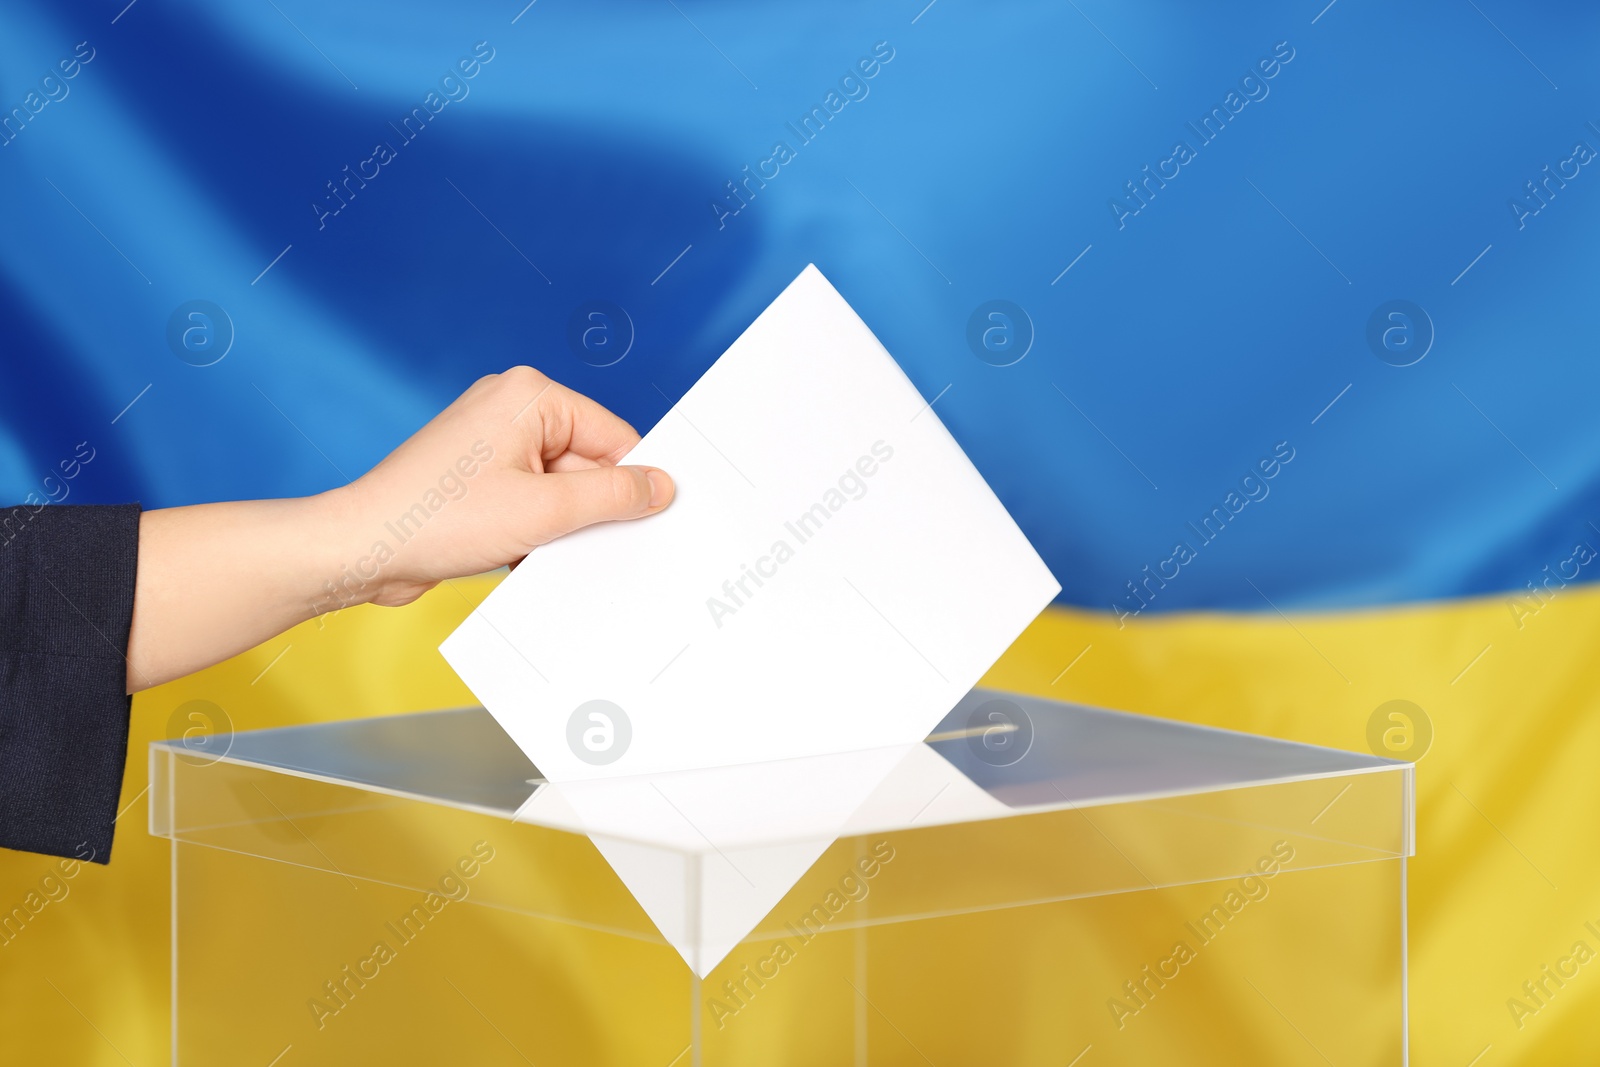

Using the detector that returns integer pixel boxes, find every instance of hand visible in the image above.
[330,366,675,608]
[127,368,674,691]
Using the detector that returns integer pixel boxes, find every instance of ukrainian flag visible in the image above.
[1,1,1596,1062]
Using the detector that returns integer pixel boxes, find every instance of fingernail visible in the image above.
[646,469,672,509]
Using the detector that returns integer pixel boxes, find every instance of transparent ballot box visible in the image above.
[150,689,1412,1066]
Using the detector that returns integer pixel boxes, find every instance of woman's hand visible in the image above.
[126,368,673,692]
[333,366,673,608]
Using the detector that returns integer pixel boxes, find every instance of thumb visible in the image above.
[528,464,675,542]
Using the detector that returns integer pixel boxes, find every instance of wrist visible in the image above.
[301,485,382,618]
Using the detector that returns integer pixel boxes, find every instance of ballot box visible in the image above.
[150,689,1412,1066]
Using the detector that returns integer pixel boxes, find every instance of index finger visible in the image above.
[536,378,641,466]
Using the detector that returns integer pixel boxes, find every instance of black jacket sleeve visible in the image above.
[0,503,141,864]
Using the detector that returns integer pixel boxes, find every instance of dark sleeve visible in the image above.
[0,503,141,864]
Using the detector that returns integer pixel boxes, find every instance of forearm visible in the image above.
[126,491,359,692]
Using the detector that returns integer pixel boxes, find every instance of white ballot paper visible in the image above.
[440,263,1059,973]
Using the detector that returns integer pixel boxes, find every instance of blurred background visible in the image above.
[1,0,1597,1062]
